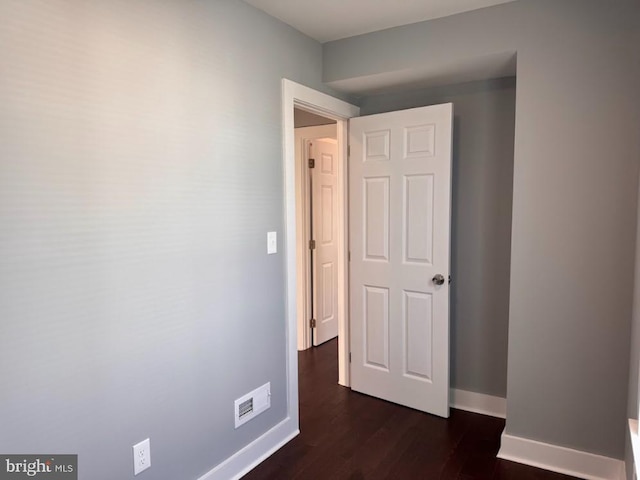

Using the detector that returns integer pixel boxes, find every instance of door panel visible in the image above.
[404,174,434,264]
[404,290,433,380]
[312,139,339,346]
[364,285,389,370]
[349,104,453,417]
[364,177,390,261]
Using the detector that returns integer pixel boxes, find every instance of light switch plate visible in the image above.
[267,231,277,254]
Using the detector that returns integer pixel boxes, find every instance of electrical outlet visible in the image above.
[133,438,151,475]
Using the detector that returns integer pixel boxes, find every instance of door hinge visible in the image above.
[348,251,351,262]
[308,158,315,168]
[349,352,352,363]
[309,239,316,250]
[347,145,350,158]
[310,318,316,328]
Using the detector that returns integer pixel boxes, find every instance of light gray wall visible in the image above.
[0,1,332,479]
[325,0,640,459]
[360,77,516,398]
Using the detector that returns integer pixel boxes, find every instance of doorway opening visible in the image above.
[282,80,360,399]
[294,108,339,350]
[282,77,515,426]
[288,84,457,420]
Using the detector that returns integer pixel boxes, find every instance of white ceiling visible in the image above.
[244,0,518,43]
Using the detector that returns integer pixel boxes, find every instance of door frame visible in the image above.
[295,125,338,351]
[282,80,359,415]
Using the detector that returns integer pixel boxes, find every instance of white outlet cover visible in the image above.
[267,231,277,254]
[133,438,151,475]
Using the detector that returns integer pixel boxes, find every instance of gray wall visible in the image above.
[360,77,516,398]
[325,0,640,459]
[0,1,331,479]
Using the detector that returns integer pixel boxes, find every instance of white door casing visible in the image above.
[349,104,453,417]
[311,138,339,345]
[284,80,359,431]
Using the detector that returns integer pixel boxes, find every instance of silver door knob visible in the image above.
[432,274,445,286]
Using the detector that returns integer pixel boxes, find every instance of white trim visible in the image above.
[449,389,506,418]
[498,430,626,480]
[197,418,298,480]
[282,79,359,388]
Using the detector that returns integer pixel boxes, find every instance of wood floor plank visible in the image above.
[243,339,580,480]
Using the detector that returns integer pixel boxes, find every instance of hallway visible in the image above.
[244,339,579,480]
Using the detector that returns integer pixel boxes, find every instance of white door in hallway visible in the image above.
[312,138,339,346]
[349,104,453,417]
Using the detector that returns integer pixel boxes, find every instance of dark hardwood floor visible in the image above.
[243,339,580,480]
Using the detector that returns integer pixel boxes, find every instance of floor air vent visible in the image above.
[238,398,253,420]
[234,382,271,428]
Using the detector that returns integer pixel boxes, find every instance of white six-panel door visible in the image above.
[349,104,453,417]
[312,138,340,345]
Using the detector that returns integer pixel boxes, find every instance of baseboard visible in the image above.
[450,388,506,418]
[498,429,626,480]
[197,417,299,480]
